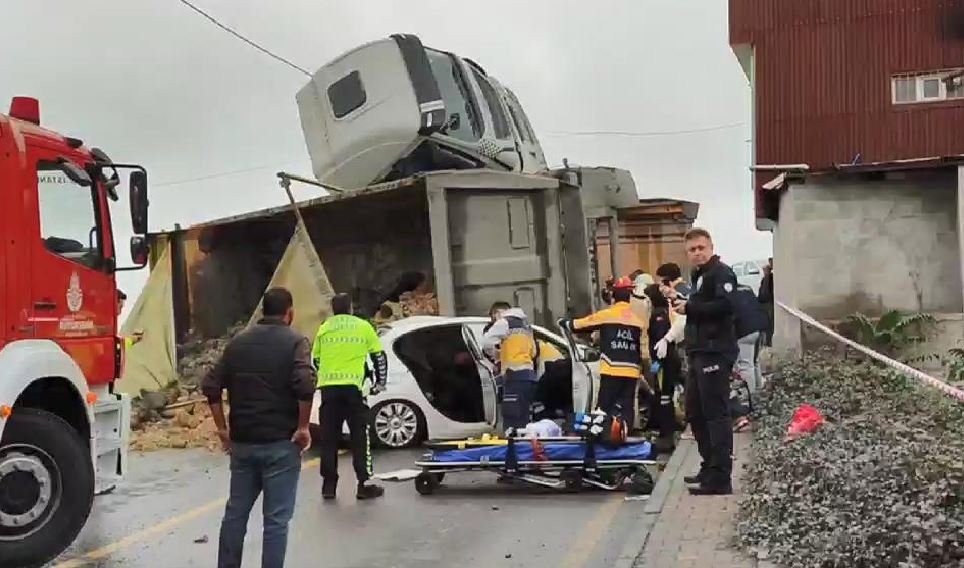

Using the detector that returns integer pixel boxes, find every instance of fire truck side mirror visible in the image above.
[130,236,149,267]
[57,158,92,187]
[129,170,148,234]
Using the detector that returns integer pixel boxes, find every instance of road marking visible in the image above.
[560,495,624,568]
[53,457,321,568]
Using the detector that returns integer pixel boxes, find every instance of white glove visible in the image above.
[655,338,669,360]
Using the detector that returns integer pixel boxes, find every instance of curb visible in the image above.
[611,439,695,568]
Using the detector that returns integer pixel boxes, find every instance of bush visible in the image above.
[738,350,964,568]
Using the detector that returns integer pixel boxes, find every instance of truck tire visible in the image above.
[0,408,94,568]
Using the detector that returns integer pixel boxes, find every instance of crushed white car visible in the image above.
[310,316,600,448]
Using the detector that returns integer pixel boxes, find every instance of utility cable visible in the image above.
[176,0,312,77]
[543,121,746,138]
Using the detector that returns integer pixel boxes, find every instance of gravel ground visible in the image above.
[738,350,964,568]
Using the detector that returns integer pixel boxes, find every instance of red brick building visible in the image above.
[728,0,964,357]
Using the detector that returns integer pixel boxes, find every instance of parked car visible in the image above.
[310,316,600,448]
[732,259,767,293]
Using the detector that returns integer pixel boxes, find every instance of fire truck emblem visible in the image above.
[66,271,84,313]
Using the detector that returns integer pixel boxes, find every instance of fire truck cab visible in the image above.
[0,96,148,567]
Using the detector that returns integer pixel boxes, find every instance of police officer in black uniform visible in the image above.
[661,228,739,495]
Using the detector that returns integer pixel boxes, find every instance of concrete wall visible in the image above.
[773,168,963,354]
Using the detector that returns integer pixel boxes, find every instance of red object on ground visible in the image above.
[786,404,824,441]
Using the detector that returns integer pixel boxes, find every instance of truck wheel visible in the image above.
[0,408,93,568]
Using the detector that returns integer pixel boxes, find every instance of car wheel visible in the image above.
[370,401,424,448]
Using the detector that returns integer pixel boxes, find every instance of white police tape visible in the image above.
[777,301,964,403]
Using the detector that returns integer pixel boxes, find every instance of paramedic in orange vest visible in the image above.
[564,276,646,428]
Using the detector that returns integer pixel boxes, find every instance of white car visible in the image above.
[732,259,768,293]
[310,316,600,448]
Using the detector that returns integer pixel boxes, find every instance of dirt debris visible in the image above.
[130,323,245,451]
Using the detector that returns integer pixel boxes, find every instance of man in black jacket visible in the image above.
[661,228,739,495]
[203,287,315,568]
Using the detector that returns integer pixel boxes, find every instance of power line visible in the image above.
[154,161,301,188]
[176,0,312,77]
[543,121,747,138]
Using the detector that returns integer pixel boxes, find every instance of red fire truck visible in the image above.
[0,97,148,567]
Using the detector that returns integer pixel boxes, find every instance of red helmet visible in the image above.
[612,276,634,290]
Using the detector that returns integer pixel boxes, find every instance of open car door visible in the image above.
[461,325,499,428]
[558,321,596,414]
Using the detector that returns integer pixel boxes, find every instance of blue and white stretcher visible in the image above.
[412,435,657,495]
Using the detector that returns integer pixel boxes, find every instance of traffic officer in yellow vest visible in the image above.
[312,293,388,500]
[482,307,538,430]
[564,276,647,428]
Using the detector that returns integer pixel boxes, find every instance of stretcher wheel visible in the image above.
[415,472,440,495]
[560,470,583,492]
[627,470,655,495]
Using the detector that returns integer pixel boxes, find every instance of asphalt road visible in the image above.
[51,446,656,568]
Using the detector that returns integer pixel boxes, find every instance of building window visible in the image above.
[328,71,367,118]
[892,69,964,104]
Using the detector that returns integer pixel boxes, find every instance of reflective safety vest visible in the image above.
[312,314,383,389]
[499,315,537,373]
[572,302,646,379]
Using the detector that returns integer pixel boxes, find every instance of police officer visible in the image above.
[312,293,388,500]
[662,228,739,495]
[482,306,538,430]
[566,276,647,429]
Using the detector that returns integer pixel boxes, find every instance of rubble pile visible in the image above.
[177,323,246,387]
[398,291,439,317]
[373,292,439,325]
[130,404,222,452]
[130,323,245,451]
[738,350,964,567]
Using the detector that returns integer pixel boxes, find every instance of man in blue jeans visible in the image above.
[202,287,315,568]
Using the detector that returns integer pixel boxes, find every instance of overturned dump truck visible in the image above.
[145,169,696,344]
[153,170,595,343]
[118,34,699,395]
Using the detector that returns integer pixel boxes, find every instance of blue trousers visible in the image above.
[502,370,538,429]
[218,440,302,568]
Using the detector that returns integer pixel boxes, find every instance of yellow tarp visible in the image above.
[248,222,335,339]
[116,243,177,394]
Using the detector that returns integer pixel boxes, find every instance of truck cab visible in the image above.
[296,34,547,189]
[0,96,149,567]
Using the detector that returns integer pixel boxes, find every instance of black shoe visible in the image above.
[356,483,385,500]
[683,471,705,485]
[687,483,733,496]
[322,478,337,500]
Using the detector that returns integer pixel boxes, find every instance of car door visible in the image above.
[461,324,499,427]
[556,322,596,414]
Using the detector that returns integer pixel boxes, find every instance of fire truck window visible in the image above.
[36,163,101,269]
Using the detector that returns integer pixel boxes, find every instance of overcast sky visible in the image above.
[2,0,770,308]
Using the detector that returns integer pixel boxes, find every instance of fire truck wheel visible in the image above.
[0,408,94,568]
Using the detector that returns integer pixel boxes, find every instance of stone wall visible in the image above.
[773,167,964,356]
